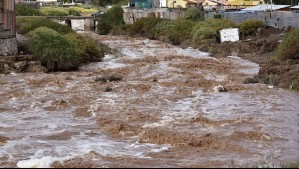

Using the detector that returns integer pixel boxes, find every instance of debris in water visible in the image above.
[104,87,113,92]
[213,84,227,92]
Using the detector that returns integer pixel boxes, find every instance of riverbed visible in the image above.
[0,34,298,168]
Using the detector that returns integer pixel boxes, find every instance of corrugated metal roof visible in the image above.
[290,5,299,9]
[242,4,291,11]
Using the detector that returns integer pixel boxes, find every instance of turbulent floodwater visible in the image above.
[0,33,298,168]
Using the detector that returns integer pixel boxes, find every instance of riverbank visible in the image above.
[189,27,299,90]
[1,26,298,91]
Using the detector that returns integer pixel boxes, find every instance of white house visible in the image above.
[160,0,167,7]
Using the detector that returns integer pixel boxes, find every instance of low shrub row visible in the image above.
[16,4,98,16]
[17,17,106,71]
[100,8,265,46]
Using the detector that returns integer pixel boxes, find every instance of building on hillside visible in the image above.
[129,0,159,8]
[202,0,227,6]
[228,0,264,6]
[167,0,200,8]
[0,0,17,56]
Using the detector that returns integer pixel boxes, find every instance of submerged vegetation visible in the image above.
[275,29,299,61]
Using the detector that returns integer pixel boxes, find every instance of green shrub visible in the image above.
[97,19,112,35]
[17,17,74,35]
[239,19,265,36]
[192,19,236,42]
[16,3,43,16]
[67,8,81,16]
[193,27,217,40]
[153,19,196,45]
[28,27,80,71]
[152,20,174,37]
[214,14,222,19]
[259,74,280,86]
[127,19,145,35]
[65,33,104,63]
[40,7,69,16]
[275,29,299,61]
[183,8,204,21]
[126,17,165,37]
[290,76,299,91]
[97,5,124,35]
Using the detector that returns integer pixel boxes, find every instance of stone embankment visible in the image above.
[0,38,18,56]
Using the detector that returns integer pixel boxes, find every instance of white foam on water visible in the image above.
[150,146,169,153]
[17,156,63,168]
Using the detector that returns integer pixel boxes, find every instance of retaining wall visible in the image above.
[0,38,18,56]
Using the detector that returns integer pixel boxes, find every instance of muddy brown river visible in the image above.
[0,33,298,168]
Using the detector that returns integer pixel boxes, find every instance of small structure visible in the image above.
[290,5,299,13]
[0,0,18,56]
[220,28,239,43]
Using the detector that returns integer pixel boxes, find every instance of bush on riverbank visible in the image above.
[17,17,109,71]
[97,5,125,35]
[65,33,104,63]
[28,27,80,71]
[275,29,299,61]
[17,17,74,35]
[239,19,265,36]
[40,7,69,16]
[290,76,299,91]
[192,19,236,43]
[16,3,43,16]
[126,17,165,37]
[183,8,204,21]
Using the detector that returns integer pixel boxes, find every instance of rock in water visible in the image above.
[213,85,227,92]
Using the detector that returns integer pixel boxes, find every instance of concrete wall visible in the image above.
[0,38,18,56]
[124,8,299,30]
[123,8,187,24]
[84,18,96,31]
[222,11,299,29]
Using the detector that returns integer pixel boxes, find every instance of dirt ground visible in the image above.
[191,27,299,89]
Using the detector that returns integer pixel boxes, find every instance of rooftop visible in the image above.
[290,5,299,9]
[242,4,291,11]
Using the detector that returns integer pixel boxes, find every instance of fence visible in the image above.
[222,11,299,30]
[123,7,187,24]
[0,8,16,38]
